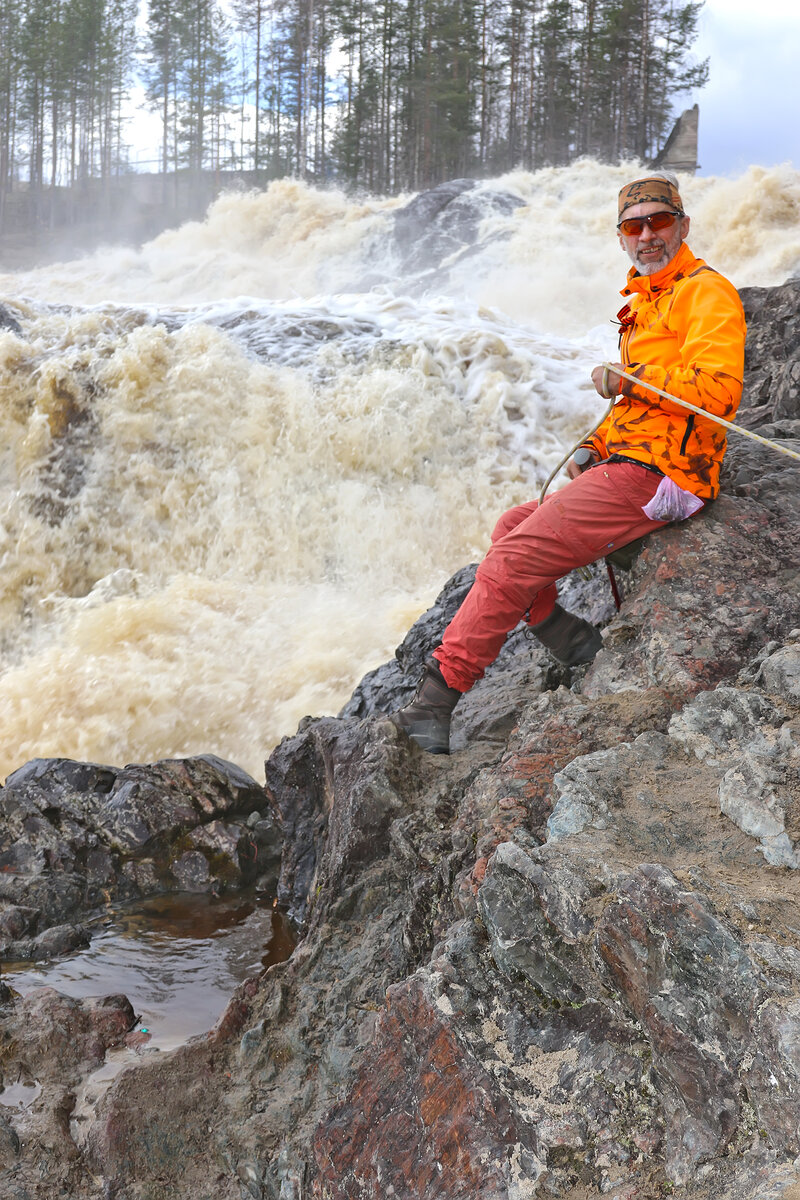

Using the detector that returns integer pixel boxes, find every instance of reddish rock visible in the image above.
[313,974,543,1199]
[1,278,799,1200]
[583,495,799,701]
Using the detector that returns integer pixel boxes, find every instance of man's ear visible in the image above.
[681,215,691,240]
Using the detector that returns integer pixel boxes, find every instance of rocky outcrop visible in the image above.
[0,754,281,960]
[390,178,524,277]
[0,304,22,335]
[738,282,800,427]
[1,280,799,1200]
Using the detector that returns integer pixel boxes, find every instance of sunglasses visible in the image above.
[617,210,683,236]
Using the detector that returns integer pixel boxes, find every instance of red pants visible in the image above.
[433,461,670,692]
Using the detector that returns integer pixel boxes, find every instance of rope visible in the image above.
[604,363,800,463]
[536,363,800,583]
[537,401,616,580]
[537,395,616,507]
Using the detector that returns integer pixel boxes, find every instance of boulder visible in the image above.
[0,754,282,959]
[3,276,800,1200]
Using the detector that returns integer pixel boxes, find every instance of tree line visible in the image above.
[0,0,138,223]
[0,0,708,225]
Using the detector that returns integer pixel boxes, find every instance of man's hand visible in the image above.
[592,362,624,399]
[566,448,599,479]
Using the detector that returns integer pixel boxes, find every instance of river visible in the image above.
[0,161,797,781]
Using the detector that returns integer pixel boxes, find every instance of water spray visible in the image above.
[538,395,616,506]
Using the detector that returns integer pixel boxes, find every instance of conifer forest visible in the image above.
[0,0,708,224]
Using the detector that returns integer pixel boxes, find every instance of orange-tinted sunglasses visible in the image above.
[617,210,683,236]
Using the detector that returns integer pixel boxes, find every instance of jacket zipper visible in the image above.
[679,414,695,456]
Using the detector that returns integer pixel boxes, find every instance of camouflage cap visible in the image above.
[618,175,684,217]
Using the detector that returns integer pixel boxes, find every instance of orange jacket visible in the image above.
[584,241,746,499]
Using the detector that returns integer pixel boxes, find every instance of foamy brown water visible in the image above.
[0,161,797,780]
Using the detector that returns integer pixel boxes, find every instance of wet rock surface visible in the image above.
[739,282,800,427]
[0,753,281,960]
[391,178,525,278]
[1,279,800,1199]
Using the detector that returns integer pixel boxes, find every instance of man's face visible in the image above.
[618,201,691,275]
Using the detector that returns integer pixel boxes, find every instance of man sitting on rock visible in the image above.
[393,171,747,754]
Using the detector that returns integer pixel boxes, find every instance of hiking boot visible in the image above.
[529,603,603,666]
[391,659,462,755]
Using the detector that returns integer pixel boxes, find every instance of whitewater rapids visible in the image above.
[0,160,797,781]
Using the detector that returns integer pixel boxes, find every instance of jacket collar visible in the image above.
[621,240,696,298]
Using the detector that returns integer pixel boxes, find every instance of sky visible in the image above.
[685,0,800,176]
[126,0,800,180]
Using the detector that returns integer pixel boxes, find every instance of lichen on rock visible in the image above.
[1,280,800,1200]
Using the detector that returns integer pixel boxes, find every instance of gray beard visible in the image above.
[626,244,678,276]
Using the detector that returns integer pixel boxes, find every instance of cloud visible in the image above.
[683,1,800,174]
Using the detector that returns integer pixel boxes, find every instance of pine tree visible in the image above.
[0,0,23,224]
[143,0,194,188]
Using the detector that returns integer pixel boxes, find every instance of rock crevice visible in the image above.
[1,280,800,1199]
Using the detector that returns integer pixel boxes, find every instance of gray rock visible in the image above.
[0,1114,20,1167]
[391,179,524,277]
[4,276,800,1200]
[171,849,213,892]
[0,754,281,963]
[739,281,800,425]
[478,841,595,1003]
[669,668,800,867]
[545,745,626,841]
[758,638,800,701]
[0,304,22,335]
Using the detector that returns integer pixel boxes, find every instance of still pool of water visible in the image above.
[2,891,295,1053]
